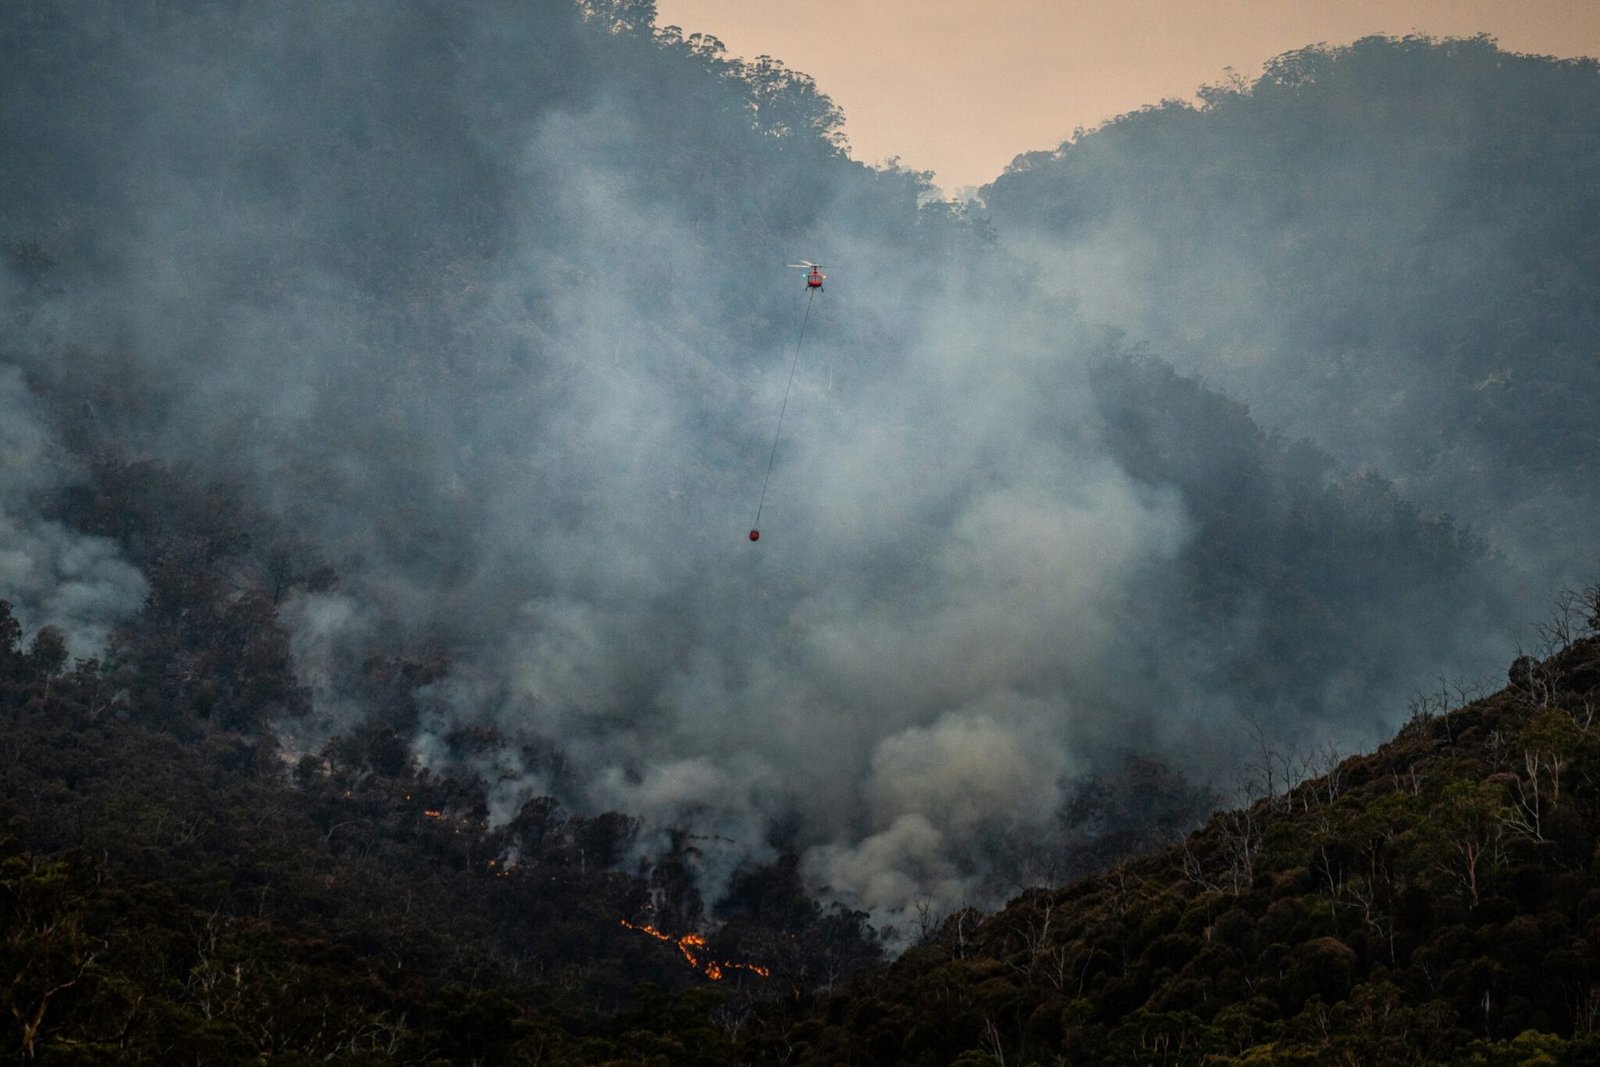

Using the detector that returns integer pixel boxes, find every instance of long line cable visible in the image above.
[751,286,817,535]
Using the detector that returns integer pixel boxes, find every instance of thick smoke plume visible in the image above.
[0,364,147,656]
[0,4,1561,925]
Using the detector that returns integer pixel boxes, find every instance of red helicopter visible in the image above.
[788,261,826,291]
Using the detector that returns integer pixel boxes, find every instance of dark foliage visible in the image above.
[0,592,883,1063]
[748,618,1600,1065]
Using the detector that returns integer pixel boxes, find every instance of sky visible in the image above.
[654,0,1600,193]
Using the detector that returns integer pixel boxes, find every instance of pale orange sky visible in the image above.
[654,0,1600,193]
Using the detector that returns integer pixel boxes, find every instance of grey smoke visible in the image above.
[0,366,147,656]
[0,7,1562,925]
[983,35,1600,593]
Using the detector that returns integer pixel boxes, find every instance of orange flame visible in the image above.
[619,920,770,980]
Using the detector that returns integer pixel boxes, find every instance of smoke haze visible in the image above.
[1,3,1580,925]
[985,36,1600,593]
[0,366,148,655]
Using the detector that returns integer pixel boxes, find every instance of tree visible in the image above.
[24,628,67,677]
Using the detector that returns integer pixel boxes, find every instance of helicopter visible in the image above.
[788,261,826,291]
[750,260,829,545]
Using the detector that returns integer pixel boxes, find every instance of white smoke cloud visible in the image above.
[0,8,1539,933]
[0,365,147,656]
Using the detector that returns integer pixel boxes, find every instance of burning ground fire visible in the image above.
[619,920,771,981]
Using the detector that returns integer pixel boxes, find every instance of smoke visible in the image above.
[0,6,1550,925]
[983,35,1600,593]
[0,365,147,656]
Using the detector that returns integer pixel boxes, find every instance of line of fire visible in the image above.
[619,919,771,981]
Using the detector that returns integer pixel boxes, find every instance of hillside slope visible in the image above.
[11,588,1600,1064]
[762,604,1600,1065]
[985,35,1600,589]
[0,598,881,1064]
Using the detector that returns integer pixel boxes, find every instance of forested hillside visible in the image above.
[985,35,1600,589]
[9,570,1600,1063]
[4,1,1600,1062]
[749,601,1600,1066]
[0,594,887,1062]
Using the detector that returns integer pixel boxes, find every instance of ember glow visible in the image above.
[619,920,771,981]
